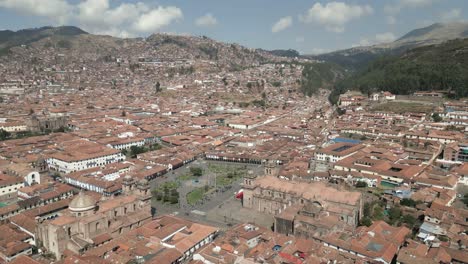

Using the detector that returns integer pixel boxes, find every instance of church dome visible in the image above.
[69,192,96,212]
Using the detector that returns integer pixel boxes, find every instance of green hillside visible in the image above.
[328,38,468,104]
[300,62,347,96]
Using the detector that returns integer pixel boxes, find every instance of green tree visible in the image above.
[150,143,162,151]
[360,217,372,227]
[0,129,11,141]
[402,214,416,228]
[356,181,367,188]
[400,198,417,207]
[169,189,179,204]
[372,205,385,220]
[252,99,266,107]
[190,167,203,177]
[129,146,147,158]
[432,113,443,122]
[388,206,402,225]
[271,81,281,87]
[162,186,170,203]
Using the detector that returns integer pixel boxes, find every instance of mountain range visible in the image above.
[1,23,467,101]
[0,26,283,70]
[312,22,468,70]
[0,26,87,51]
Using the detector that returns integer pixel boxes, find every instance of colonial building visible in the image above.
[27,114,68,133]
[312,142,365,172]
[36,176,152,260]
[0,173,25,202]
[46,140,126,174]
[243,173,363,235]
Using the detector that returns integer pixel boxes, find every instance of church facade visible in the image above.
[36,176,152,260]
[243,165,362,239]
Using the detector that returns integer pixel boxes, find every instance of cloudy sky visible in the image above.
[0,0,466,54]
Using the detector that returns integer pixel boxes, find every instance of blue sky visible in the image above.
[0,0,466,54]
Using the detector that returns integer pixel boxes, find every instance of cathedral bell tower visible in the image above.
[122,175,135,194]
[264,160,279,177]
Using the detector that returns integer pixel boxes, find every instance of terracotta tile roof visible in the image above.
[10,255,41,264]
[253,175,361,205]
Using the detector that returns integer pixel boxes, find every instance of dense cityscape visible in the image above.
[0,1,467,264]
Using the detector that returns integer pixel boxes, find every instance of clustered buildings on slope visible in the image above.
[0,34,465,263]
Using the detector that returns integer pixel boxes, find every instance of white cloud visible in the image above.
[133,6,183,33]
[195,13,218,27]
[384,0,435,15]
[400,0,434,6]
[0,0,183,36]
[440,8,462,22]
[300,2,373,33]
[295,36,305,43]
[272,16,292,33]
[0,0,73,24]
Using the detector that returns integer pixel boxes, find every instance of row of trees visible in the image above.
[122,144,162,158]
[0,127,69,142]
[153,185,179,204]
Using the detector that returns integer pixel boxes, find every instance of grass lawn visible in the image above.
[207,164,247,186]
[216,175,240,186]
[177,173,196,182]
[370,101,435,114]
[207,164,228,174]
[186,187,206,205]
[159,181,179,190]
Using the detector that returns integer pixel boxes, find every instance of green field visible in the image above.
[186,187,206,205]
[177,173,196,182]
[207,164,247,186]
[370,101,435,114]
